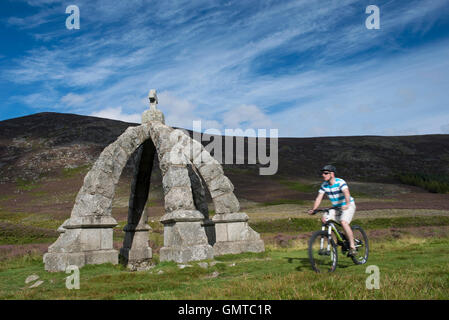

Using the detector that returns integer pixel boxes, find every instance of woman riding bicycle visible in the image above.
[308,165,357,256]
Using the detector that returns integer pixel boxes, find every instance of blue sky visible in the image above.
[1,0,449,137]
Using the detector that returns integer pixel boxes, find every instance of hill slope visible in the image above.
[1,112,448,183]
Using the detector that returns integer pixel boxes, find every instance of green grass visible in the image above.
[0,237,448,299]
[397,173,449,194]
[0,211,65,231]
[279,180,317,193]
[0,221,58,245]
[61,165,91,178]
[249,216,449,234]
[15,178,40,191]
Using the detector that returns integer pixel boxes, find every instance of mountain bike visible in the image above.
[308,207,369,273]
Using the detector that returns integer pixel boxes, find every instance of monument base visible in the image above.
[119,224,153,271]
[213,240,265,255]
[160,244,214,263]
[159,210,214,263]
[212,212,265,256]
[119,247,153,271]
[43,249,118,272]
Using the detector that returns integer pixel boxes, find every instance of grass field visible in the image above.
[1,175,449,300]
[0,234,448,300]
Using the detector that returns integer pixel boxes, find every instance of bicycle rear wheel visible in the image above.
[308,230,338,273]
[350,225,369,264]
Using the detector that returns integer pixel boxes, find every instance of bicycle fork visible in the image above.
[320,224,333,253]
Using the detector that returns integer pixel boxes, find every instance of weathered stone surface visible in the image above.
[193,150,216,167]
[212,212,264,255]
[162,221,209,247]
[160,210,213,263]
[81,169,116,199]
[57,219,69,233]
[71,192,113,216]
[160,209,204,224]
[25,274,40,284]
[162,166,191,195]
[116,126,142,156]
[169,130,202,161]
[198,163,223,182]
[43,249,119,272]
[142,108,165,124]
[120,246,152,264]
[84,249,118,266]
[47,228,82,253]
[208,175,234,198]
[212,212,248,222]
[159,146,189,175]
[213,240,265,255]
[150,123,174,158]
[164,186,196,212]
[43,251,85,272]
[160,245,214,263]
[98,144,129,183]
[213,192,240,214]
[63,215,118,229]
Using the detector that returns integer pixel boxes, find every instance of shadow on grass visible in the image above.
[284,256,355,272]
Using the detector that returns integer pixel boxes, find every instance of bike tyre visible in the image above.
[350,225,369,265]
[308,230,338,273]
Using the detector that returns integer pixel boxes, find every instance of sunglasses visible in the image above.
[321,171,331,175]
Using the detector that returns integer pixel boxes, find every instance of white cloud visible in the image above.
[3,0,449,137]
[157,91,198,129]
[223,104,272,129]
[60,93,86,107]
[90,106,140,124]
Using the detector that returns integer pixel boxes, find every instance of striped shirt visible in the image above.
[318,178,354,207]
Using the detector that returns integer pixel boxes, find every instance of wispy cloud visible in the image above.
[2,0,449,137]
[90,106,140,124]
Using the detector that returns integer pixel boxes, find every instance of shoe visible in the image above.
[319,249,330,256]
[348,248,357,257]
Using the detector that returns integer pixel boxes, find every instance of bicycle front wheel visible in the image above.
[351,225,369,265]
[308,230,338,273]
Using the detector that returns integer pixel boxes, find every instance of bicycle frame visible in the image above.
[322,222,345,241]
[320,222,344,251]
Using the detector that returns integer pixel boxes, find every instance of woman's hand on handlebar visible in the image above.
[308,209,315,215]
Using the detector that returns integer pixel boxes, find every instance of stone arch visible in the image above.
[44,91,264,272]
[43,123,155,271]
[161,128,264,256]
[163,128,240,214]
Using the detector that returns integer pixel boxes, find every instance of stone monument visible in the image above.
[43,89,264,272]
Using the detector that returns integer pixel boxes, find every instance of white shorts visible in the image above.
[323,202,356,224]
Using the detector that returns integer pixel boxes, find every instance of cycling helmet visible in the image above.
[321,164,336,173]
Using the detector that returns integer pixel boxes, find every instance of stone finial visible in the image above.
[142,89,165,124]
[148,89,158,110]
